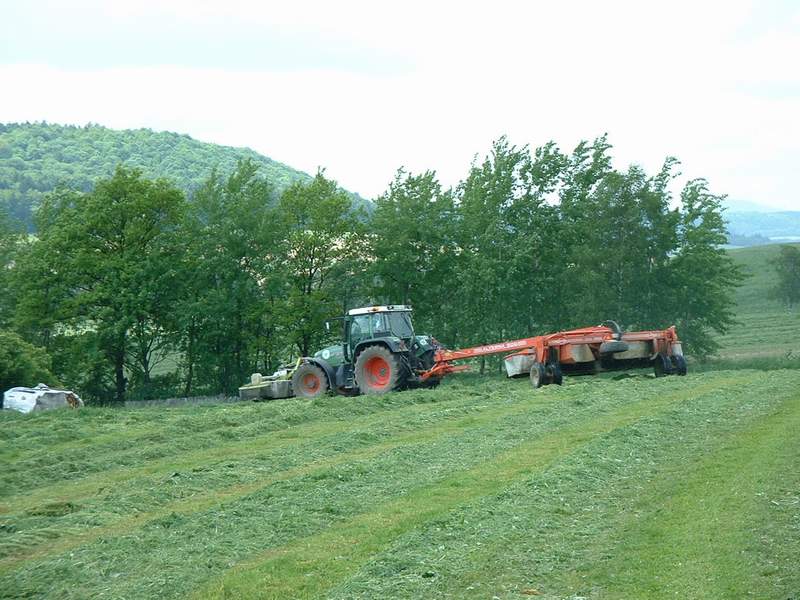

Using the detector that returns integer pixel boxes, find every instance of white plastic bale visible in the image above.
[3,385,83,414]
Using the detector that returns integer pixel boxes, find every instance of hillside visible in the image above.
[713,243,800,365]
[0,122,314,228]
[1,371,798,598]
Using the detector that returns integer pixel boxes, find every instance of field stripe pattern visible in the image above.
[1,370,798,599]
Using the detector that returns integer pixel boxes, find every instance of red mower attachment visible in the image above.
[420,321,686,389]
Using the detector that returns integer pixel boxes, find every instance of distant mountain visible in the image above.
[0,122,365,229]
[722,198,784,213]
[725,210,800,245]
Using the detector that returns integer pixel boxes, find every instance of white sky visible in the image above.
[1,0,798,208]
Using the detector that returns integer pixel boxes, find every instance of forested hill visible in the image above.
[0,122,318,227]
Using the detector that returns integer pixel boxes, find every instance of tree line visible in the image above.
[0,135,743,403]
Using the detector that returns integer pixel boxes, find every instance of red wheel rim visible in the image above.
[364,356,391,388]
[302,373,320,393]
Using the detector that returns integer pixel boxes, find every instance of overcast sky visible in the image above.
[1,0,798,209]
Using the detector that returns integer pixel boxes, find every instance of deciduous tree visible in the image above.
[771,244,800,307]
[14,166,186,402]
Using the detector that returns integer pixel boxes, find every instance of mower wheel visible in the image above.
[670,354,688,376]
[653,352,673,377]
[547,362,563,385]
[530,362,547,389]
[355,345,403,395]
[291,363,329,398]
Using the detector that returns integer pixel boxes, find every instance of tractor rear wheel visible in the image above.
[355,345,403,395]
[292,363,328,398]
[530,362,546,388]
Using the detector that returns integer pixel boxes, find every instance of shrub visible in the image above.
[0,329,58,393]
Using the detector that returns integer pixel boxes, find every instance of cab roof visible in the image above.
[347,305,412,316]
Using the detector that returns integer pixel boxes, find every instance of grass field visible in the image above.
[1,244,799,599]
[711,243,800,367]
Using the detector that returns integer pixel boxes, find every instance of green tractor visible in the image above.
[290,305,440,397]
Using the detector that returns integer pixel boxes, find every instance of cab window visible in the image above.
[372,314,390,336]
[388,312,414,338]
[349,315,371,343]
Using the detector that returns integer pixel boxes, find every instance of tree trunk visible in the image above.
[114,345,126,403]
[183,326,195,397]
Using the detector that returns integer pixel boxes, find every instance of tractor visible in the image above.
[290,305,440,397]
[238,306,687,400]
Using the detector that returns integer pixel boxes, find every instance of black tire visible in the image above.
[653,352,673,377]
[599,340,630,354]
[421,377,441,389]
[291,363,328,398]
[670,354,688,376]
[530,362,546,389]
[547,362,563,385]
[355,345,403,395]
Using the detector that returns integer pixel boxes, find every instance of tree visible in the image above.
[0,329,58,393]
[14,166,186,402]
[176,160,279,395]
[667,179,744,355]
[276,171,367,356]
[369,169,456,336]
[771,245,800,307]
[453,137,565,360]
[556,157,680,331]
[454,138,532,353]
[0,204,23,327]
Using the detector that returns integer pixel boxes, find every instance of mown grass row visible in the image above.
[2,369,797,599]
[203,370,798,600]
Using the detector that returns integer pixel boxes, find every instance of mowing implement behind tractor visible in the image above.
[239,305,687,400]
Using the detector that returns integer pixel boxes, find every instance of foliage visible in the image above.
[667,179,745,355]
[370,138,741,357]
[175,160,280,395]
[276,171,368,356]
[368,169,456,337]
[771,244,800,307]
[0,204,23,327]
[0,329,58,392]
[12,166,186,402]
[0,122,313,229]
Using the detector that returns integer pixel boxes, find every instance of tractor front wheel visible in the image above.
[292,363,329,398]
[355,345,403,395]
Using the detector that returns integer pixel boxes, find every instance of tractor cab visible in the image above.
[344,305,415,360]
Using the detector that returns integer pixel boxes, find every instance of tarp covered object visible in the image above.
[3,384,84,414]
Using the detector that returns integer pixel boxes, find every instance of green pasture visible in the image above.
[708,243,800,369]
[2,370,798,599]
